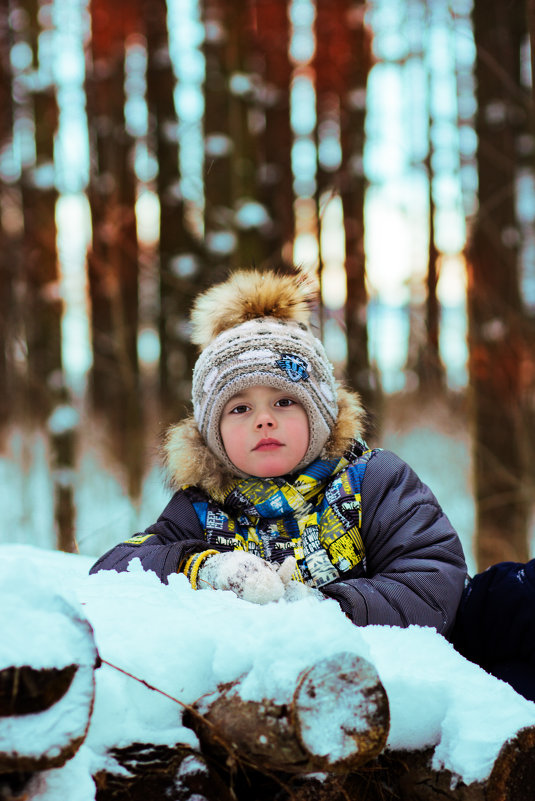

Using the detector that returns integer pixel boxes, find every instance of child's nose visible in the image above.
[255,409,275,428]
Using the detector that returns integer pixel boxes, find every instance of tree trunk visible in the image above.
[468,0,530,568]
[145,0,199,415]
[339,2,374,406]
[414,150,444,392]
[16,0,62,423]
[86,0,144,498]
[313,0,374,403]
[0,2,17,428]
[226,0,267,268]
[12,0,78,550]
[202,0,236,278]
[252,0,294,267]
[202,0,267,271]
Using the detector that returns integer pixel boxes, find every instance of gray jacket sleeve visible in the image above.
[322,450,467,636]
[89,491,207,583]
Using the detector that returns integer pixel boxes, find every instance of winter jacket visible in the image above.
[90,429,467,636]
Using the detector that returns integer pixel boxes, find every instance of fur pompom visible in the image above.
[190,268,318,349]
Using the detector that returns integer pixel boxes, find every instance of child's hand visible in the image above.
[275,555,297,585]
[282,581,325,602]
[197,551,285,604]
[275,555,325,602]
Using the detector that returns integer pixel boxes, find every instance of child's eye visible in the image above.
[229,404,250,414]
[275,398,297,407]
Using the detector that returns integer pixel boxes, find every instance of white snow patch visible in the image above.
[0,544,534,797]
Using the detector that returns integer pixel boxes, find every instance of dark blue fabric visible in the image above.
[451,560,535,701]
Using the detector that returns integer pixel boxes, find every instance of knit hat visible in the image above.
[190,269,339,477]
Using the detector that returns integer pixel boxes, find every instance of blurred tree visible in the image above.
[420,155,442,389]
[16,0,62,421]
[528,0,535,111]
[468,0,530,568]
[13,0,77,551]
[251,0,294,267]
[418,4,445,393]
[202,0,235,275]
[201,0,273,273]
[339,2,373,405]
[86,0,143,497]
[314,0,373,404]
[0,0,16,426]
[225,0,268,267]
[144,0,199,414]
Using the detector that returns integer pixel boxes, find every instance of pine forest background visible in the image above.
[1,0,535,573]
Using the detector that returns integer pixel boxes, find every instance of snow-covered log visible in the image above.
[389,725,535,801]
[93,744,234,801]
[188,651,390,775]
[0,566,99,774]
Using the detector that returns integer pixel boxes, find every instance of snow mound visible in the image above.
[1,545,534,795]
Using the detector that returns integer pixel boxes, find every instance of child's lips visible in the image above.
[253,438,283,451]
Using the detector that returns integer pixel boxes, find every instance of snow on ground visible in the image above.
[2,544,535,801]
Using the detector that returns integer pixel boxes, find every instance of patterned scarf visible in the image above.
[184,441,376,588]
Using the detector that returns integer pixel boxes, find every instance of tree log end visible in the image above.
[486,726,535,801]
[0,665,77,717]
[293,651,390,773]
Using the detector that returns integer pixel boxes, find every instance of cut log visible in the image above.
[0,585,99,774]
[486,726,535,801]
[93,743,234,801]
[0,665,77,717]
[387,726,535,801]
[188,651,389,775]
[391,749,485,801]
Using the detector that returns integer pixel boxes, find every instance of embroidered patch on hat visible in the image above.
[275,353,310,382]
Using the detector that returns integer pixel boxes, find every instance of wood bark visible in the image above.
[188,652,389,775]
[89,727,535,801]
[94,744,233,801]
[0,665,77,718]
[389,726,535,801]
[4,668,535,801]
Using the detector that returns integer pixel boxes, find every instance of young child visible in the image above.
[90,268,467,636]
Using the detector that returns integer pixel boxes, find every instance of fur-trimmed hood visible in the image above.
[163,384,367,495]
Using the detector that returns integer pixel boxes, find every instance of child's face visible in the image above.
[219,385,309,478]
